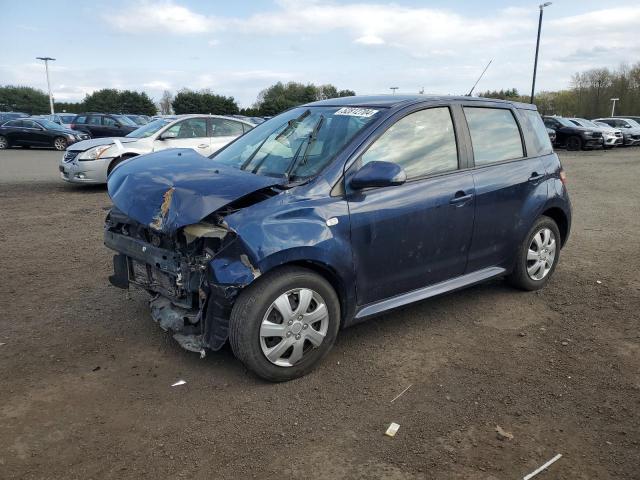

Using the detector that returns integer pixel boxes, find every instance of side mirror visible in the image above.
[159,130,178,140]
[350,161,407,190]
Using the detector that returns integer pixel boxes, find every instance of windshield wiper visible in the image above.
[275,109,311,142]
[284,114,324,180]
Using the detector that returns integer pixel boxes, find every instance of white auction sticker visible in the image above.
[334,107,379,117]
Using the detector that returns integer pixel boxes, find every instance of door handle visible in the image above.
[450,191,473,205]
[197,144,208,149]
[528,172,545,182]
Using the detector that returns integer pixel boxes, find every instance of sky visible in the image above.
[1,0,639,107]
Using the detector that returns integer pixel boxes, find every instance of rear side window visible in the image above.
[361,107,458,179]
[518,109,552,156]
[88,116,102,126]
[211,119,244,137]
[464,107,524,165]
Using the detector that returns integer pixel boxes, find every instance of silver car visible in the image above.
[592,117,640,146]
[59,115,254,184]
[569,118,622,148]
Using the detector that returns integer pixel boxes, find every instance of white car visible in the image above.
[59,115,254,184]
[592,117,640,146]
[569,118,622,149]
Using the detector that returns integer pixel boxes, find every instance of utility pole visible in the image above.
[36,57,56,114]
[390,87,399,95]
[530,3,552,104]
[610,98,619,116]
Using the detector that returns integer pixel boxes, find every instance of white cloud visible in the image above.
[105,0,216,34]
[143,80,172,90]
[355,35,385,46]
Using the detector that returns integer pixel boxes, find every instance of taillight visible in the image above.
[70,124,76,129]
[559,169,567,185]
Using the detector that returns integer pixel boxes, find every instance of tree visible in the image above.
[252,82,357,116]
[83,89,156,115]
[171,89,239,115]
[158,90,174,115]
[0,85,49,114]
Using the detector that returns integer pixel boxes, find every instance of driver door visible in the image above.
[346,105,475,306]
[153,118,210,154]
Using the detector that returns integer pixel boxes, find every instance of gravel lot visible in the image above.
[1,147,638,480]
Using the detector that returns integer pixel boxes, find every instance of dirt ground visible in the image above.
[0,147,639,480]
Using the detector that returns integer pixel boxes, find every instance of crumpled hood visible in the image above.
[107,148,285,233]
[68,136,139,152]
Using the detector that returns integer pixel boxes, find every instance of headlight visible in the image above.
[582,131,594,137]
[78,145,112,161]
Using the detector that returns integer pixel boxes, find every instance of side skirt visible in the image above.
[354,267,506,320]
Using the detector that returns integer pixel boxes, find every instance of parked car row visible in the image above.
[543,115,640,150]
[59,114,255,183]
[0,117,90,150]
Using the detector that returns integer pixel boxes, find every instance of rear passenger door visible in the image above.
[209,118,245,154]
[462,105,547,272]
[86,115,105,137]
[347,104,476,306]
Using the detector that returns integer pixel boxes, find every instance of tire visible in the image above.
[566,136,582,151]
[229,266,341,382]
[53,137,68,151]
[0,135,8,149]
[507,216,561,291]
[107,154,136,175]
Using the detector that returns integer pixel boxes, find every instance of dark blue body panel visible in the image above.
[105,95,572,333]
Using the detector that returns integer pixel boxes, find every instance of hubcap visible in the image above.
[260,288,329,367]
[0,137,7,148]
[526,227,557,281]
[54,138,66,150]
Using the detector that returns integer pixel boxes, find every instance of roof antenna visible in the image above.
[466,59,493,96]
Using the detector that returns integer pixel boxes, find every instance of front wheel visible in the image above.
[229,266,340,382]
[53,137,68,151]
[0,135,8,149]
[507,216,561,291]
[566,136,582,151]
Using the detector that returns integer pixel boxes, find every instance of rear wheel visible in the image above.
[507,216,561,291]
[566,136,582,151]
[0,135,8,149]
[229,266,340,382]
[53,137,68,151]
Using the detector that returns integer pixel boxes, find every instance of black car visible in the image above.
[70,113,139,138]
[0,118,90,150]
[542,116,603,150]
[0,112,29,123]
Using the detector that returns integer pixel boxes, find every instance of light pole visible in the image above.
[610,98,619,116]
[530,2,552,104]
[36,56,56,114]
[390,87,399,95]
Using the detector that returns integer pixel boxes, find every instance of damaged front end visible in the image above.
[105,208,264,355]
[104,149,285,355]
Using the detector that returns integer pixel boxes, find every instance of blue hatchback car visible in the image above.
[105,95,571,381]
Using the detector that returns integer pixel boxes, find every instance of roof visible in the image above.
[305,94,536,110]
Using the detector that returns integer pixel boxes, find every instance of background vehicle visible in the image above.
[70,113,139,138]
[592,117,640,146]
[33,113,78,129]
[0,112,29,123]
[546,127,556,145]
[0,118,89,150]
[104,95,571,381]
[568,118,622,148]
[543,115,603,150]
[60,114,254,183]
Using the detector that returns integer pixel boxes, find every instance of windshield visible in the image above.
[571,118,598,128]
[555,117,576,127]
[125,118,172,138]
[626,119,640,128]
[113,115,137,126]
[210,106,382,180]
[36,119,65,130]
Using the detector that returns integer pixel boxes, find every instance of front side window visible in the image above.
[74,116,87,124]
[103,117,118,127]
[22,120,40,129]
[464,107,524,165]
[518,109,552,156]
[88,116,101,126]
[211,118,244,137]
[164,118,208,138]
[361,107,458,179]
[211,106,382,180]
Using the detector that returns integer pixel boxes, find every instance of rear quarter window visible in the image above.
[464,107,524,166]
[518,109,553,156]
